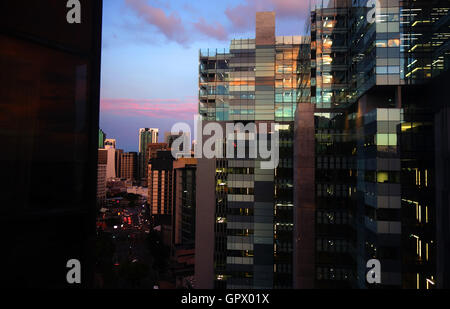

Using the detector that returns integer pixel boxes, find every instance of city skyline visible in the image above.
[2,0,450,292]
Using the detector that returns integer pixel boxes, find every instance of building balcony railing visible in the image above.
[200,48,230,58]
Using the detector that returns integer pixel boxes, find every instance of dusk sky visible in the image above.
[100,0,309,152]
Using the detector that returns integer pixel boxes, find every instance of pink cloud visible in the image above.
[225,0,309,31]
[270,0,310,18]
[225,3,254,30]
[125,0,230,44]
[101,98,197,120]
[193,18,228,41]
[125,0,188,45]
[124,0,309,45]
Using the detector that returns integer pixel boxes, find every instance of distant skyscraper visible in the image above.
[99,129,106,149]
[148,150,174,216]
[139,128,159,152]
[147,143,170,159]
[164,131,190,151]
[105,138,116,148]
[138,128,159,185]
[115,148,123,179]
[97,149,108,206]
[105,139,117,180]
[173,158,197,248]
[119,152,137,181]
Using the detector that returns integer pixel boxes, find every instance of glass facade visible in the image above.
[198,13,310,289]
[296,0,450,288]
[138,128,159,185]
[402,0,450,82]
[308,0,357,288]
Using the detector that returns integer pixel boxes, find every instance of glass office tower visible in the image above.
[196,12,310,289]
[294,0,450,289]
[351,0,449,289]
[138,128,159,186]
[296,0,357,288]
[349,0,405,289]
[0,0,103,287]
[400,0,450,289]
[402,0,450,82]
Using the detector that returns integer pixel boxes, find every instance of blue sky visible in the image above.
[100,0,309,151]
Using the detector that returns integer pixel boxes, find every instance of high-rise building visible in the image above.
[118,152,137,181]
[148,150,175,217]
[139,128,159,152]
[400,0,450,289]
[294,0,356,289]
[138,128,159,185]
[173,158,197,248]
[147,142,170,160]
[165,131,191,151]
[115,148,123,179]
[105,139,117,180]
[351,0,449,289]
[293,0,450,289]
[99,129,106,149]
[146,143,170,217]
[0,0,103,287]
[97,149,108,207]
[195,12,309,289]
[105,138,116,148]
[165,131,182,147]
